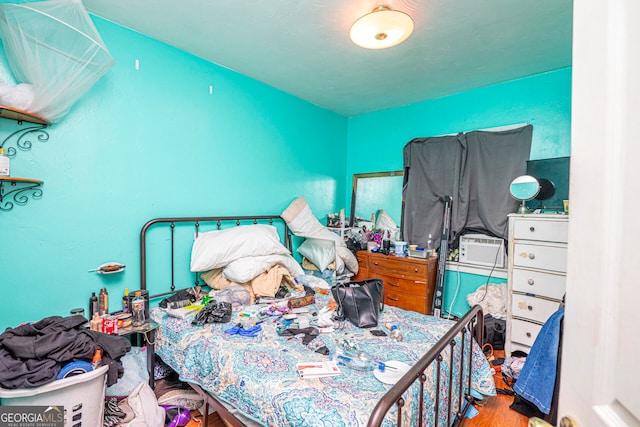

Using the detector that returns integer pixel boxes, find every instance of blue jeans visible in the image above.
[513,307,564,414]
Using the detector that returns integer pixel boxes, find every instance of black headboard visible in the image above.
[139,215,291,299]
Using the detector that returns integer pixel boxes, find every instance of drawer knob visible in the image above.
[388,297,399,302]
[528,305,533,311]
[529,226,535,232]
[414,268,418,273]
[374,262,379,266]
[526,332,532,338]
[528,279,535,285]
[389,283,400,287]
[528,253,536,260]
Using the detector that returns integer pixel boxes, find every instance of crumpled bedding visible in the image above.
[281,197,359,275]
[201,264,303,300]
[466,283,507,319]
[153,293,495,426]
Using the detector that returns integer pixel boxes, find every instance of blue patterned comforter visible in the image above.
[152,296,495,426]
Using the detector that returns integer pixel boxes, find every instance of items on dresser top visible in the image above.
[506,214,568,355]
[353,251,437,315]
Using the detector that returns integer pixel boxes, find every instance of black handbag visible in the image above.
[331,279,384,328]
[483,314,506,350]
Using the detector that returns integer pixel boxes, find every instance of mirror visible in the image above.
[349,170,404,228]
[510,175,540,214]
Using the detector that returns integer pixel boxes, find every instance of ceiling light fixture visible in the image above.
[349,5,414,50]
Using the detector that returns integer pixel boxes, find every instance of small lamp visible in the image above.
[350,6,414,49]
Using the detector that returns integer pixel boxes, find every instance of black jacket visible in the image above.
[0,315,131,389]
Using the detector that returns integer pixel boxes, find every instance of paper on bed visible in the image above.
[296,361,341,379]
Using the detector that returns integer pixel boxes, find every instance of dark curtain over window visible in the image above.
[402,133,466,248]
[402,125,532,249]
[459,125,533,240]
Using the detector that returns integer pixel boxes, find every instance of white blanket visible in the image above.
[281,197,358,275]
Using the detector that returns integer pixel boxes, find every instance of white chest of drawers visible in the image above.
[506,214,569,355]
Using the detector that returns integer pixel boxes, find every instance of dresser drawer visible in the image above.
[511,319,543,347]
[512,268,566,300]
[356,252,370,268]
[369,256,428,279]
[513,243,567,273]
[384,288,429,314]
[513,217,568,243]
[375,274,429,297]
[510,342,532,355]
[511,294,561,324]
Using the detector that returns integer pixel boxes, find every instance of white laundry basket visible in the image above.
[0,365,108,427]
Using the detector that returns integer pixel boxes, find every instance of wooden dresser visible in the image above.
[506,214,569,355]
[353,251,438,315]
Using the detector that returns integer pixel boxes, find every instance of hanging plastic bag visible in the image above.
[0,0,114,122]
[106,347,149,396]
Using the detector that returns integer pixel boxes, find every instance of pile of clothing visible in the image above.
[0,315,131,389]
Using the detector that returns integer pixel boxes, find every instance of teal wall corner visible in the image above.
[442,270,507,319]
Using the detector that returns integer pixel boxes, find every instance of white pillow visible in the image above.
[282,197,358,275]
[281,197,326,237]
[223,254,304,283]
[337,245,358,274]
[190,225,290,272]
[297,238,336,272]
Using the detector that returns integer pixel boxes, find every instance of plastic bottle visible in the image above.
[390,326,403,341]
[90,312,102,331]
[131,291,146,326]
[122,288,129,312]
[0,148,9,176]
[98,288,108,315]
[89,292,99,317]
[335,340,392,371]
[427,234,433,252]
[384,322,403,341]
[336,350,393,372]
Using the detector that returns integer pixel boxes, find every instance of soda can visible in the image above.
[102,315,118,334]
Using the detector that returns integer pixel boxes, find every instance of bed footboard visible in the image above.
[367,305,484,427]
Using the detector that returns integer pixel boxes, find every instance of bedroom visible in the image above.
[0,1,637,426]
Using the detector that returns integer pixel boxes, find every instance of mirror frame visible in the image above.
[349,170,404,228]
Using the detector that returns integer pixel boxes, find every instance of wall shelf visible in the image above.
[0,106,50,126]
[0,106,50,158]
[0,106,50,210]
[0,177,43,211]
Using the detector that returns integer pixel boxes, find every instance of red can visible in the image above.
[102,315,117,334]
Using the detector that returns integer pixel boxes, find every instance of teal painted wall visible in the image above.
[0,17,348,330]
[443,270,507,318]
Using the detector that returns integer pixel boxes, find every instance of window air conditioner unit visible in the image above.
[458,234,506,268]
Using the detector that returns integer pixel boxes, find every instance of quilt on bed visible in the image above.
[152,295,495,427]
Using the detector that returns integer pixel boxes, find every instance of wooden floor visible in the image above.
[186,409,226,427]
[460,350,529,427]
[186,350,529,427]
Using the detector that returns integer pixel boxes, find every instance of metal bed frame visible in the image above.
[139,215,291,300]
[139,215,484,427]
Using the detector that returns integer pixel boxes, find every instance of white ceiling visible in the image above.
[83,0,573,117]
